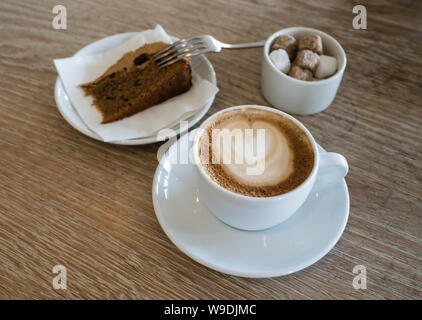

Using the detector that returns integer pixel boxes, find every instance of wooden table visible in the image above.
[0,0,421,299]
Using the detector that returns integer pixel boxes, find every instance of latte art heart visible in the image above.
[211,118,293,187]
[198,108,314,197]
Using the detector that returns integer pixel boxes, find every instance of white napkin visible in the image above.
[54,25,219,142]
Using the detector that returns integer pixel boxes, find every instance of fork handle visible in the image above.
[220,40,266,49]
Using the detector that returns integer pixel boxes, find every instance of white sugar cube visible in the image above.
[315,55,337,79]
[269,49,291,74]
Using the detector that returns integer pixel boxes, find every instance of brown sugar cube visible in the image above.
[288,65,313,81]
[270,35,297,61]
[298,35,323,55]
[294,49,320,73]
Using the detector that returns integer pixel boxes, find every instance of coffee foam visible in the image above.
[210,115,293,187]
[198,108,314,197]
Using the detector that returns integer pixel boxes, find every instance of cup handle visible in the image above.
[315,152,348,190]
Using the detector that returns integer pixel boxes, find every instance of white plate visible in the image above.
[152,130,350,278]
[54,33,217,145]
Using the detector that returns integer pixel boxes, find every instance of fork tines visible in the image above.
[153,36,206,68]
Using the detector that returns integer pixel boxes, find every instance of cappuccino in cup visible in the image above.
[197,107,314,197]
[193,105,348,230]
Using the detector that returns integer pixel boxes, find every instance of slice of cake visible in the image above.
[80,42,192,124]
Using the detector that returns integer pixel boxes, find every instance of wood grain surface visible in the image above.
[0,0,421,299]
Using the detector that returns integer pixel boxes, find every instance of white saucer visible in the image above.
[54,33,217,145]
[152,130,350,278]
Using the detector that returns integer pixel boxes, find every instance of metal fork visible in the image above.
[153,35,265,68]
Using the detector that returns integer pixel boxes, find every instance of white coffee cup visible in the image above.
[261,27,347,115]
[192,105,348,231]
